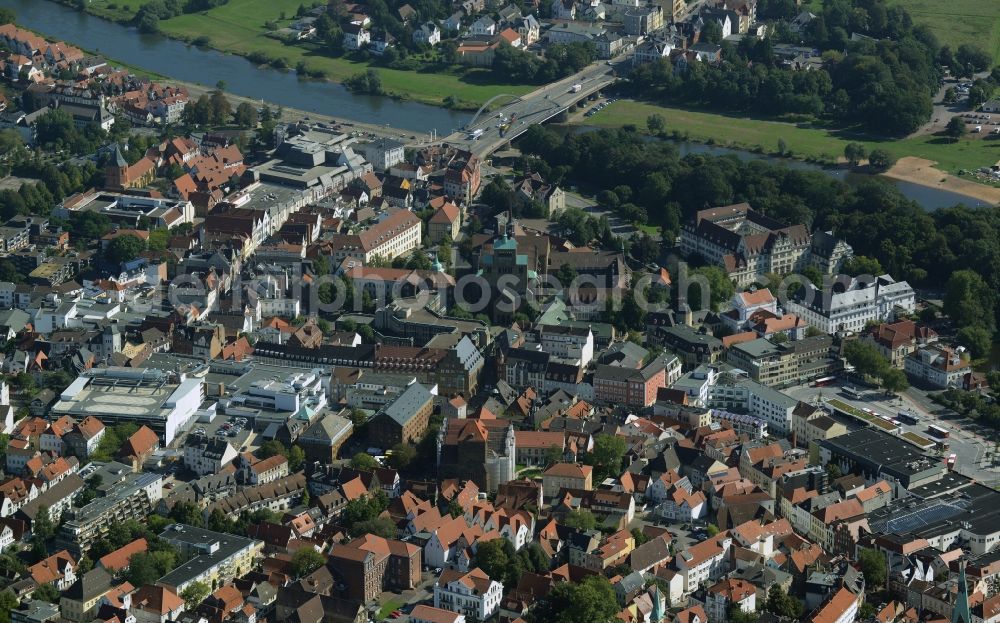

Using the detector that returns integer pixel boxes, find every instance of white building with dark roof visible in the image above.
[786,275,915,335]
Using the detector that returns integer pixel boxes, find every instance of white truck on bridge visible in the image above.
[570,84,582,93]
[467,128,484,140]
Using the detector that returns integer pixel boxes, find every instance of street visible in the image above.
[445,59,621,156]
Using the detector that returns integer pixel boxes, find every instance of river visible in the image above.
[0,0,984,210]
[678,142,983,211]
[0,0,470,134]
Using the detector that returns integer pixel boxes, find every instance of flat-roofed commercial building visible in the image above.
[50,368,203,446]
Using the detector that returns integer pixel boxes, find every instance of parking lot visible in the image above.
[782,379,1000,483]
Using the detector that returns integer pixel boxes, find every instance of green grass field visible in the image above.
[887,0,1000,63]
[140,0,531,107]
[586,100,1000,174]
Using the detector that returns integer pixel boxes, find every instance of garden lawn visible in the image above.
[586,100,1000,174]
[76,0,139,22]
[377,600,404,620]
[154,0,532,106]
[886,0,1000,64]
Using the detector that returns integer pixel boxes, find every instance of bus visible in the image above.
[843,386,864,400]
[926,424,949,439]
[812,376,836,388]
[897,410,921,425]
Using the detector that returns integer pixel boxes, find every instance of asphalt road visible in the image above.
[445,59,620,156]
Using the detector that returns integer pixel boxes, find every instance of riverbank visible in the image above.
[3,15,423,143]
[883,157,1000,205]
[1,0,471,133]
[584,99,1000,202]
[177,79,424,145]
[43,0,533,109]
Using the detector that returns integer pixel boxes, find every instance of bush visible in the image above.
[192,35,211,47]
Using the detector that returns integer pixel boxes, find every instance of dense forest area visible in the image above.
[626,0,996,135]
[516,125,1000,340]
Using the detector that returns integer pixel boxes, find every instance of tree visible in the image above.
[842,255,882,277]
[646,114,666,136]
[556,263,578,288]
[880,367,909,395]
[351,516,397,538]
[764,584,804,618]
[585,434,627,482]
[955,44,992,72]
[472,538,514,585]
[258,440,286,460]
[946,116,967,140]
[125,552,167,587]
[858,548,887,587]
[105,234,146,265]
[0,9,15,25]
[208,89,232,125]
[233,102,257,128]
[946,269,997,332]
[32,505,55,542]
[687,266,735,312]
[701,20,723,43]
[387,443,416,470]
[844,340,890,379]
[32,583,60,603]
[180,581,210,609]
[706,524,720,537]
[0,590,19,623]
[528,575,618,623]
[957,326,993,359]
[288,445,306,472]
[562,509,598,531]
[169,501,205,527]
[867,148,893,170]
[292,547,325,578]
[843,142,866,166]
[348,408,368,428]
[350,452,379,470]
[544,445,564,467]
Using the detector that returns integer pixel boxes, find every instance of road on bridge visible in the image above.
[444,58,622,157]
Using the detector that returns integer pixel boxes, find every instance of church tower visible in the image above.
[952,560,972,623]
[105,144,129,190]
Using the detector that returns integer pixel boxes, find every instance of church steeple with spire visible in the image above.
[952,560,972,623]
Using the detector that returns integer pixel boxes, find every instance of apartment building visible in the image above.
[434,568,503,621]
[513,431,565,467]
[904,344,972,389]
[860,320,938,368]
[184,435,238,476]
[325,208,422,263]
[157,524,263,592]
[58,462,163,554]
[538,325,594,366]
[542,463,593,497]
[791,403,847,448]
[674,533,732,594]
[593,354,681,408]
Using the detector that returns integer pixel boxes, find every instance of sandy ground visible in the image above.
[882,156,1000,206]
